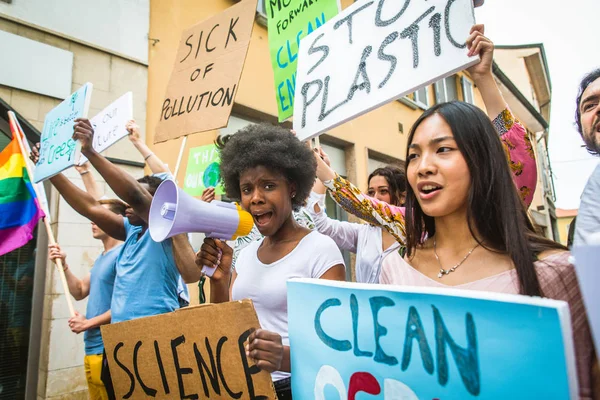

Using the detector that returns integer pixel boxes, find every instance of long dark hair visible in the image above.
[368,165,406,206]
[404,101,566,296]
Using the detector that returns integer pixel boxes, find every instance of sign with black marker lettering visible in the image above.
[288,279,578,399]
[153,0,258,144]
[293,0,478,141]
[100,300,277,399]
[78,92,133,165]
[267,0,340,122]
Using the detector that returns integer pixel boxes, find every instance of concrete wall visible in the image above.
[0,0,149,63]
[0,15,148,400]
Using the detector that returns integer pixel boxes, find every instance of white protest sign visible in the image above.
[78,92,133,165]
[293,0,479,141]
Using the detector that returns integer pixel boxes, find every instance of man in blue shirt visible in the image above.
[48,199,125,400]
[31,118,202,398]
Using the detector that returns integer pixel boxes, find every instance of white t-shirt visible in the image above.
[232,231,345,382]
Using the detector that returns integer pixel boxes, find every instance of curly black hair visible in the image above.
[216,123,316,211]
[575,68,600,155]
[137,175,163,195]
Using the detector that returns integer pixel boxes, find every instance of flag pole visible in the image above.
[9,113,76,317]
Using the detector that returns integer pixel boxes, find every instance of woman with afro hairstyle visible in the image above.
[307,155,406,283]
[196,123,346,398]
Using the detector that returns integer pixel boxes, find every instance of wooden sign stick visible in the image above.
[173,135,188,185]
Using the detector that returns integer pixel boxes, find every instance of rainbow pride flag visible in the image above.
[0,132,45,256]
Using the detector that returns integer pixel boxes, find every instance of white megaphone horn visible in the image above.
[149,179,254,276]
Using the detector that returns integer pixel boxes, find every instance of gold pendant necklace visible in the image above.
[434,238,480,279]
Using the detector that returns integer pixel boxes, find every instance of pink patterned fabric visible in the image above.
[380,251,596,399]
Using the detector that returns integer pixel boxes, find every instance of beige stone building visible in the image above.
[0,1,149,398]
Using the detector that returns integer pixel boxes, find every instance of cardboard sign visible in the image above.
[267,0,340,122]
[153,0,258,144]
[292,0,479,141]
[78,92,133,165]
[101,300,277,399]
[573,245,600,359]
[34,83,93,182]
[288,279,578,399]
[183,144,225,196]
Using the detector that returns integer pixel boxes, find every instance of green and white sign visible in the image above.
[267,0,340,122]
[183,144,224,196]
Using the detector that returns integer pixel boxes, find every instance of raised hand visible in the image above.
[74,161,91,174]
[201,187,216,203]
[317,147,331,167]
[30,142,41,164]
[465,24,494,83]
[72,118,95,154]
[126,120,141,143]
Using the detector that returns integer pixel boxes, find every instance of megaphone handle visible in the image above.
[201,248,222,277]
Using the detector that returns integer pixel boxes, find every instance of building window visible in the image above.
[368,157,388,174]
[434,75,458,103]
[257,0,267,16]
[318,142,352,281]
[404,86,430,109]
[256,0,269,26]
[367,150,405,174]
[321,143,347,177]
[461,76,475,104]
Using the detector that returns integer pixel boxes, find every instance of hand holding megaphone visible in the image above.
[195,238,233,281]
[148,179,254,277]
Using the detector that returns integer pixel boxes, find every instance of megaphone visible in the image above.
[149,179,254,276]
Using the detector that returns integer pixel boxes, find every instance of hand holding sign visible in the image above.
[72,118,96,155]
[126,119,141,142]
[247,329,285,373]
[465,24,493,82]
[29,143,40,164]
[74,161,91,174]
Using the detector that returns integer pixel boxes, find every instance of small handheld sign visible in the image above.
[34,83,93,182]
[78,92,133,165]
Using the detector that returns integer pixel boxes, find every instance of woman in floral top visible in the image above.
[315,26,537,247]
